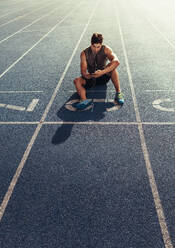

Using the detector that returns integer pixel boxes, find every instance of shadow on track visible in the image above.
[52,84,116,145]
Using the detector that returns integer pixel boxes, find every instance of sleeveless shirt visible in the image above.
[84,45,108,74]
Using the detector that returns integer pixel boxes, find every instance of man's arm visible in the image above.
[92,46,120,78]
[102,46,120,74]
[80,51,93,79]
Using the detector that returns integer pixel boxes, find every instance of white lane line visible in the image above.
[26,99,39,112]
[146,17,175,51]
[0,122,39,124]
[21,30,48,34]
[115,2,173,248]
[0,2,83,80]
[43,121,175,125]
[134,0,175,52]
[0,91,43,93]
[0,0,100,221]
[0,1,54,28]
[0,1,67,44]
[142,122,175,125]
[0,121,175,125]
[0,9,23,19]
[0,0,50,19]
[44,121,138,125]
[116,14,141,122]
[146,90,175,92]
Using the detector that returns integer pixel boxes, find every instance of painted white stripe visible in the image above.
[0,0,100,221]
[0,2,83,80]
[6,105,25,111]
[116,11,141,122]
[146,17,175,51]
[0,2,44,19]
[133,0,175,52]
[142,122,175,125]
[0,10,19,19]
[44,121,138,125]
[138,123,174,248]
[115,2,173,248]
[146,90,175,92]
[44,121,175,125]
[26,99,39,112]
[0,122,39,125]
[0,121,175,125]
[21,30,46,33]
[0,91,43,93]
[0,2,63,45]
[0,2,54,28]
[0,103,6,108]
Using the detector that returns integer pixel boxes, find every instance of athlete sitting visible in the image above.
[73,32,124,110]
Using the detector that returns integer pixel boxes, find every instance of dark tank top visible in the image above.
[84,45,108,74]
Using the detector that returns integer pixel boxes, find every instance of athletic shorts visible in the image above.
[82,74,111,89]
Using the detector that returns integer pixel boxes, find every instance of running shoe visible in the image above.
[75,99,93,110]
[114,92,124,105]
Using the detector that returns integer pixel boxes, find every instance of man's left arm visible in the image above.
[92,46,120,78]
[102,46,120,74]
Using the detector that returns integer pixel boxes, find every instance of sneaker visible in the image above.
[75,99,93,110]
[114,92,124,105]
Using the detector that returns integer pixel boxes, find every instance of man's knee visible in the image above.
[74,77,78,85]
[109,69,118,76]
[74,77,85,86]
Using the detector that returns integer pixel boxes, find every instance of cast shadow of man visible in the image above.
[52,84,116,145]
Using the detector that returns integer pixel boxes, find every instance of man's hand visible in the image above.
[83,73,93,79]
[91,70,104,78]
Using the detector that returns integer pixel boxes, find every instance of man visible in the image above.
[73,33,124,110]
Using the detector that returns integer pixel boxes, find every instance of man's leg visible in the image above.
[109,69,124,105]
[73,77,87,101]
[110,69,121,92]
[73,77,93,110]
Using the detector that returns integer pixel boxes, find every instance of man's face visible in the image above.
[91,43,102,54]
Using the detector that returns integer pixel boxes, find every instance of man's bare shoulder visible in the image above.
[81,50,87,57]
[104,45,114,55]
[80,50,87,68]
[104,45,119,61]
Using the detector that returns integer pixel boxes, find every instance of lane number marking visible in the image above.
[153,98,174,112]
[0,99,39,112]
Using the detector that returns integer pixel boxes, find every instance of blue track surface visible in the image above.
[0,0,175,247]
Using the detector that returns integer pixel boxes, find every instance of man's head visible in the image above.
[91,33,103,54]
